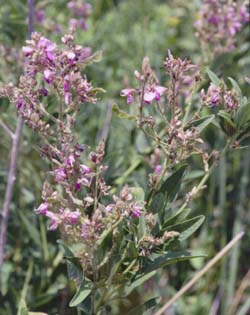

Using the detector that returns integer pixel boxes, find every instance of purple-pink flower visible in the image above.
[54,167,67,183]
[121,88,135,105]
[132,206,142,218]
[201,83,221,107]
[144,86,166,104]
[36,202,49,215]
[44,69,54,84]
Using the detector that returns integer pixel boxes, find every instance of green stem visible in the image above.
[93,168,99,213]
[147,158,169,208]
[178,138,232,213]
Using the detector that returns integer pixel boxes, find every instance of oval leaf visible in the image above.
[69,278,93,307]
[206,68,220,86]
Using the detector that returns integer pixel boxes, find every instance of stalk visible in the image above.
[0,0,34,271]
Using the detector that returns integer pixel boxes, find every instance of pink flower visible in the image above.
[132,206,142,218]
[22,46,34,57]
[75,180,82,190]
[66,154,75,167]
[49,219,60,230]
[81,164,91,175]
[16,99,24,109]
[54,167,67,183]
[64,92,72,105]
[63,81,70,92]
[144,86,166,104]
[144,91,155,104]
[154,86,167,100]
[38,37,56,62]
[154,165,162,174]
[36,202,49,215]
[105,204,114,212]
[201,83,220,107]
[121,88,134,105]
[44,69,54,84]
[81,220,90,239]
[35,10,45,23]
[67,51,76,64]
[69,18,78,29]
[224,91,239,110]
[45,211,61,230]
[79,18,88,30]
[79,47,92,61]
[64,209,80,224]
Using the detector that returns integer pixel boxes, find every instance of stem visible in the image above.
[154,231,244,315]
[93,169,99,213]
[17,259,34,315]
[138,76,148,126]
[170,78,176,119]
[27,0,34,38]
[0,119,14,138]
[0,0,34,272]
[177,138,232,214]
[147,158,169,208]
[0,117,23,270]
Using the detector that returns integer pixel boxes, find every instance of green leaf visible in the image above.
[0,261,12,296]
[19,212,41,247]
[29,313,48,315]
[126,296,160,315]
[206,68,220,86]
[148,164,187,214]
[179,215,205,241]
[135,131,151,153]
[150,192,165,214]
[130,187,145,201]
[159,164,188,200]
[238,136,250,148]
[125,271,156,296]
[77,295,92,314]
[112,104,136,121]
[228,77,242,101]
[138,215,147,239]
[162,208,191,229]
[218,110,236,136]
[185,170,205,181]
[187,114,215,133]
[57,240,83,283]
[69,278,93,307]
[165,215,205,242]
[235,102,250,129]
[141,250,205,274]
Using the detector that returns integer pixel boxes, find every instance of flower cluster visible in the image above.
[34,1,92,33]
[0,33,159,267]
[201,82,239,111]
[121,51,200,117]
[195,0,249,55]
[121,53,204,179]
[164,50,200,106]
[139,231,179,256]
[67,0,92,31]
[105,185,144,219]
[121,57,166,106]
[1,32,100,134]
